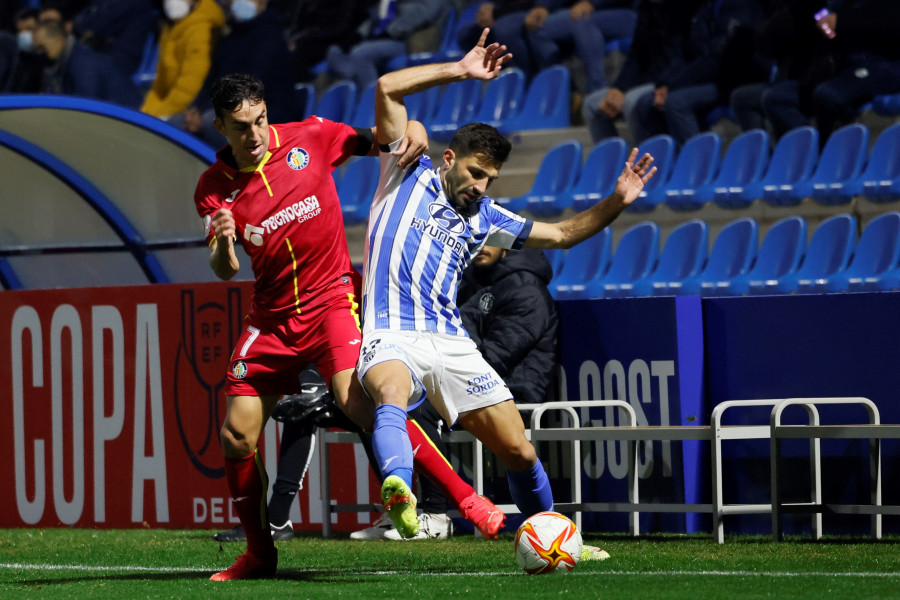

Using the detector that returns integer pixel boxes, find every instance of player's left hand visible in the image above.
[394,120,429,169]
[614,148,657,207]
[459,28,513,81]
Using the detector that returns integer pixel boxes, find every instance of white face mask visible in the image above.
[17,30,33,52]
[230,0,259,22]
[164,0,191,21]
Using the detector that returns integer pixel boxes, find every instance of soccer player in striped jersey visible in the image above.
[358,29,656,539]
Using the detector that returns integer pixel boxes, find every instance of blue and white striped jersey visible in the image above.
[361,148,533,337]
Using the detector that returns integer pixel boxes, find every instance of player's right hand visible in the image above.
[212,208,236,246]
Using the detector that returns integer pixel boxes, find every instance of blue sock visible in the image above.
[507,461,554,517]
[372,403,413,488]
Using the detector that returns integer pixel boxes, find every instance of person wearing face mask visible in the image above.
[140,0,225,118]
[30,16,142,107]
[0,7,42,92]
[171,0,294,147]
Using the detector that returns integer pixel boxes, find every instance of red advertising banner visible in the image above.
[0,281,380,531]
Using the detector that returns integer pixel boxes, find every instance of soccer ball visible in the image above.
[514,511,583,574]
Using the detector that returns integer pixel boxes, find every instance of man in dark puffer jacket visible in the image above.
[457,246,559,406]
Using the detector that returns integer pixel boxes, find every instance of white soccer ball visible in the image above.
[514,511,583,574]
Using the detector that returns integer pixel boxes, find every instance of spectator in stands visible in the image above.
[526,1,638,95]
[355,246,560,541]
[455,1,538,79]
[30,15,142,107]
[140,0,225,119]
[0,6,40,92]
[172,0,294,147]
[761,0,900,142]
[627,0,766,146]
[580,0,698,145]
[324,0,448,91]
[271,0,369,83]
[71,0,158,79]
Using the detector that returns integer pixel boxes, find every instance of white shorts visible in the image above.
[356,330,513,425]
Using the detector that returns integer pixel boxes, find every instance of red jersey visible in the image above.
[194,117,359,319]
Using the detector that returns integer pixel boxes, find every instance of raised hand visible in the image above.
[458,28,513,81]
[614,148,657,207]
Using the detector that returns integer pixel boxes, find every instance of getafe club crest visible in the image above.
[287,147,309,170]
[232,360,248,379]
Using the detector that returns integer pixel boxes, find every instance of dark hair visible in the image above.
[211,73,266,120]
[449,123,511,166]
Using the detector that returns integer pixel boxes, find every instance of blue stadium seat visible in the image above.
[737,216,808,295]
[293,83,316,120]
[315,80,357,123]
[561,137,628,213]
[626,134,676,212]
[788,124,869,206]
[583,222,660,298]
[428,79,482,140]
[516,140,583,216]
[350,81,377,128]
[827,212,900,292]
[679,218,759,296]
[544,248,567,281]
[473,67,525,129]
[855,123,900,203]
[337,157,380,226]
[552,228,612,300]
[694,129,769,209]
[656,132,721,211]
[871,93,900,116]
[776,214,857,294]
[611,219,709,297]
[741,126,819,207]
[131,32,159,90]
[406,86,440,124]
[498,66,570,134]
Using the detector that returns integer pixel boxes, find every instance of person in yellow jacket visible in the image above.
[141,0,225,119]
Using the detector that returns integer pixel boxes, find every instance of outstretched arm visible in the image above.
[375,28,512,146]
[525,148,657,249]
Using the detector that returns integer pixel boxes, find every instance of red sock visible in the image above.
[407,419,474,508]
[224,450,275,557]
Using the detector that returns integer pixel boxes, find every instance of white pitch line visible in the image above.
[2,564,898,579]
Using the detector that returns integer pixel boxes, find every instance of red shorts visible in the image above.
[224,282,361,397]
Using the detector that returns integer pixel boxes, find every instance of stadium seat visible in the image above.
[498,66,570,134]
[544,248,567,281]
[855,123,900,203]
[428,79,482,140]
[406,86,440,124]
[473,67,525,129]
[741,126,819,207]
[552,228,612,300]
[561,137,628,213]
[583,222,659,298]
[350,81,377,128]
[131,32,159,90]
[679,218,759,296]
[656,132,721,211]
[293,83,316,120]
[694,129,769,209]
[776,214,857,294]
[871,93,900,116]
[626,134,676,212]
[788,123,869,206]
[612,219,709,297]
[826,212,900,292]
[738,216,808,295]
[515,140,583,216]
[337,157,380,226]
[315,80,357,123]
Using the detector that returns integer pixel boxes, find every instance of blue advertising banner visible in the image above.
[555,295,705,532]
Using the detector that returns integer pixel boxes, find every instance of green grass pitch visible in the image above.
[2,529,899,599]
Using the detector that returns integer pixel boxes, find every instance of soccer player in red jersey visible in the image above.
[196,74,503,581]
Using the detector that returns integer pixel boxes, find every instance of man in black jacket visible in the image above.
[457,246,559,405]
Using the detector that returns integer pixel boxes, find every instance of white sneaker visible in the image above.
[349,513,395,540]
[384,513,453,541]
